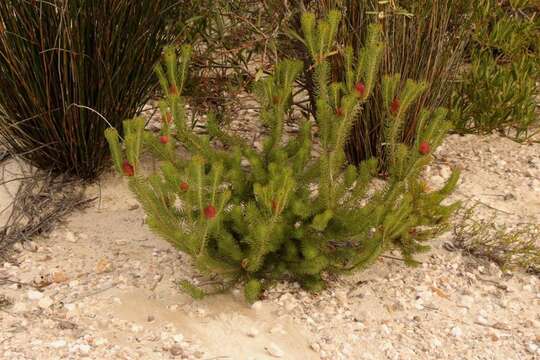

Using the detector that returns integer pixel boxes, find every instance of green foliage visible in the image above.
[280,0,470,164]
[451,0,540,140]
[0,0,203,179]
[107,12,460,302]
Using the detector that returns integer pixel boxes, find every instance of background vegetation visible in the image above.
[451,0,540,141]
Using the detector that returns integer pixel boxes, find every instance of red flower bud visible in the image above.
[336,107,344,117]
[204,205,217,219]
[122,160,134,177]
[179,181,189,192]
[159,135,169,144]
[419,141,431,155]
[355,82,366,97]
[390,98,400,115]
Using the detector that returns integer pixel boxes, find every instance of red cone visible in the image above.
[390,98,400,115]
[122,161,134,177]
[204,205,217,219]
[355,82,366,97]
[159,135,169,144]
[179,182,189,192]
[419,141,431,155]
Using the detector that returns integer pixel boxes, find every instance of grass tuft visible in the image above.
[0,0,201,179]
[452,206,540,274]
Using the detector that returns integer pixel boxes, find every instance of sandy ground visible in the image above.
[0,133,539,360]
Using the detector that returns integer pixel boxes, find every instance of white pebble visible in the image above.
[49,340,67,348]
[38,296,53,309]
[27,290,43,301]
[251,301,263,310]
[266,343,284,358]
[270,324,287,335]
[173,334,184,343]
[12,302,27,313]
[65,231,77,243]
[476,315,488,326]
[247,327,259,338]
[431,338,442,348]
[527,342,538,354]
[459,295,474,308]
[450,326,463,337]
[95,338,107,346]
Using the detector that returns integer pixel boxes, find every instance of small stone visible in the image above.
[527,342,538,354]
[27,290,44,301]
[58,320,77,330]
[78,344,91,354]
[492,322,510,331]
[266,343,284,358]
[12,242,23,251]
[335,289,348,304]
[131,324,143,332]
[476,315,488,326]
[173,334,184,343]
[431,338,442,348]
[450,326,462,337]
[95,338,107,346]
[95,258,112,273]
[251,301,263,310]
[459,295,474,308]
[12,302,27,313]
[247,327,259,338]
[38,296,53,309]
[270,324,287,335]
[65,231,77,243]
[24,241,38,252]
[284,302,297,312]
[439,166,451,179]
[169,345,185,357]
[52,271,69,283]
[49,340,67,348]
[503,193,516,201]
[128,204,139,211]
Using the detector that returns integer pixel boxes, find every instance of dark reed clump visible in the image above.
[0,0,201,179]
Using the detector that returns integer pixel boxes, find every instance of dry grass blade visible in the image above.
[451,206,540,275]
[0,155,95,260]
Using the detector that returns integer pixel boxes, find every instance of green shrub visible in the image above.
[106,12,460,302]
[278,0,470,164]
[0,0,203,179]
[451,0,540,140]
